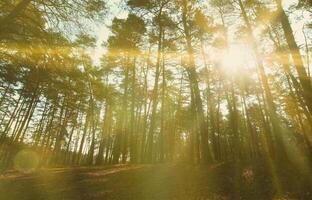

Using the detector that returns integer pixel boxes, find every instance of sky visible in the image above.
[89,0,308,65]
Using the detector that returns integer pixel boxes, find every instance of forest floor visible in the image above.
[0,162,311,200]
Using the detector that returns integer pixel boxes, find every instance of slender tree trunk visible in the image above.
[146,12,163,162]
[275,0,312,114]
[159,38,166,162]
[238,0,287,160]
[181,0,211,163]
[76,110,90,165]
[130,58,137,163]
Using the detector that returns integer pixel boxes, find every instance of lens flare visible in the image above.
[13,150,39,173]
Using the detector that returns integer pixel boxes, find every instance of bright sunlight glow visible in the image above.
[220,44,253,74]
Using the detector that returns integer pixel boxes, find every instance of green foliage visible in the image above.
[108,14,146,51]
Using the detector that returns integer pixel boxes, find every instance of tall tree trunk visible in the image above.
[146,11,163,162]
[181,0,211,163]
[130,58,137,163]
[238,0,287,160]
[275,0,312,114]
[159,37,166,162]
[76,109,90,165]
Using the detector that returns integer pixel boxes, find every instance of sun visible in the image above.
[220,44,253,74]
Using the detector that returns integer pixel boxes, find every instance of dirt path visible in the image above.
[0,163,311,200]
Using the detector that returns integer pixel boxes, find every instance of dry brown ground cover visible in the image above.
[0,162,311,200]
